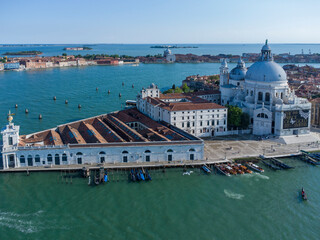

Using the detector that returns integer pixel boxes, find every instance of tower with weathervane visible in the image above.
[1,111,20,169]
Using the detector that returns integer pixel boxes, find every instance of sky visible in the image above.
[2,0,320,44]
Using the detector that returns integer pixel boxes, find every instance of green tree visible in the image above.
[182,83,190,93]
[163,89,174,94]
[174,87,183,93]
[172,84,176,89]
[62,53,67,57]
[226,105,242,129]
[240,112,250,129]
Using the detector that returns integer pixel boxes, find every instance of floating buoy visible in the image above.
[65,100,68,104]
[39,114,42,119]
[25,109,29,114]
[108,90,110,94]
[132,84,134,88]
[122,82,124,86]
[78,104,82,109]
[53,96,56,101]
[15,104,18,108]
[119,93,122,97]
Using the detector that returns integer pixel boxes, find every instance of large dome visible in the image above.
[245,61,287,83]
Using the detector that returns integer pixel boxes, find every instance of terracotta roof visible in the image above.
[19,108,195,147]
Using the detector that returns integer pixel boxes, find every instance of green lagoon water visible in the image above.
[0,62,320,239]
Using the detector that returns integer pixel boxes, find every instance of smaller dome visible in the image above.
[230,58,247,80]
[149,83,157,89]
[230,67,247,80]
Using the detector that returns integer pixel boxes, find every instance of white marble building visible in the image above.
[1,109,203,169]
[164,48,176,62]
[137,84,228,137]
[219,40,311,136]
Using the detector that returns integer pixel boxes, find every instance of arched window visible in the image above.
[47,154,52,163]
[35,155,40,163]
[265,92,270,102]
[62,153,67,162]
[20,155,25,163]
[121,151,128,163]
[55,154,60,165]
[189,148,195,160]
[99,151,105,163]
[258,92,263,101]
[145,150,151,162]
[27,155,33,166]
[76,152,83,164]
[167,149,173,161]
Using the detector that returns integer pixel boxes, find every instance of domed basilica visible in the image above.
[219,40,311,136]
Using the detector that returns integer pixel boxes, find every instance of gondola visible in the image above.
[104,170,108,182]
[146,170,152,181]
[139,170,145,181]
[201,165,211,173]
[130,169,136,182]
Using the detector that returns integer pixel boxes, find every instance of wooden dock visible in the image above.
[0,159,231,173]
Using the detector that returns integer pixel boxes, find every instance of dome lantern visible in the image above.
[261,39,273,61]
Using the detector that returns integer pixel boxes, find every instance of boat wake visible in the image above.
[0,210,69,233]
[0,210,44,233]
[224,190,244,200]
[240,173,269,180]
[183,171,194,176]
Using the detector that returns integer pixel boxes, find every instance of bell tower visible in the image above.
[219,58,229,90]
[1,111,20,169]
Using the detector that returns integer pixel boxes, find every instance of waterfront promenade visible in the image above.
[2,133,320,173]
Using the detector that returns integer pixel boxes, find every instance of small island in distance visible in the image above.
[151,45,198,49]
[2,50,43,55]
[63,46,92,51]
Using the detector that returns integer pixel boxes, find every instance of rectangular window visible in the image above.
[200,121,202,126]
[8,137,13,145]
[207,121,209,126]
[182,123,185,128]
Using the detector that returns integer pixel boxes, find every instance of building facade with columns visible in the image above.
[219,41,311,136]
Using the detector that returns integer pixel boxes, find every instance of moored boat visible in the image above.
[139,170,145,181]
[201,165,211,173]
[104,170,108,182]
[301,187,307,201]
[246,162,264,173]
[215,164,230,176]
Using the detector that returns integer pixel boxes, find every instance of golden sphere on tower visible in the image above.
[7,115,13,123]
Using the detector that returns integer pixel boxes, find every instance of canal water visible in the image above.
[0,158,319,240]
[1,44,320,239]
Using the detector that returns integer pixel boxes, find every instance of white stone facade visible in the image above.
[137,85,228,137]
[219,41,311,136]
[1,110,204,170]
